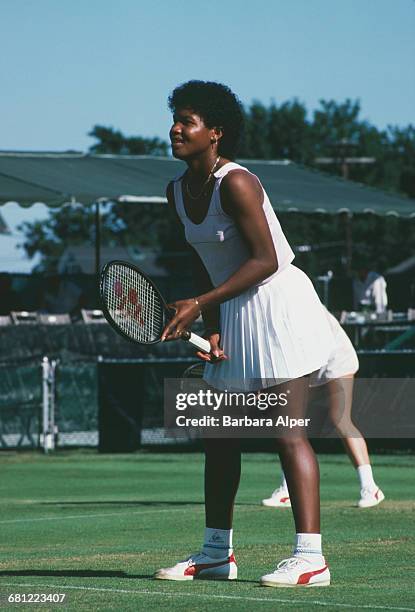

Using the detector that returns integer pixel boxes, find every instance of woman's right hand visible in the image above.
[196,332,228,363]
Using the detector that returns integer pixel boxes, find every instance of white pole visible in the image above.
[49,360,58,451]
[41,357,50,453]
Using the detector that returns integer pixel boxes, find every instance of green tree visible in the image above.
[387,125,415,198]
[268,100,311,162]
[239,102,271,159]
[311,99,362,154]
[18,205,118,273]
[240,97,414,199]
[89,125,168,156]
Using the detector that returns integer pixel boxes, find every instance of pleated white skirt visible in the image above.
[204,264,335,391]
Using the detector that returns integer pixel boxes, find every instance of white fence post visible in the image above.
[41,357,50,453]
[41,357,57,453]
[50,359,58,449]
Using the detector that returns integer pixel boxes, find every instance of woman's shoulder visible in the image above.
[218,163,262,199]
[216,164,263,218]
[214,161,249,179]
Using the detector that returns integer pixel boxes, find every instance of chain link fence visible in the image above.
[0,361,42,448]
[2,352,414,452]
[0,357,195,450]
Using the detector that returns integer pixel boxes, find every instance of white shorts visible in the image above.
[310,309,359,387]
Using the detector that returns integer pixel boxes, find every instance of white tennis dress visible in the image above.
[173,162,335,390]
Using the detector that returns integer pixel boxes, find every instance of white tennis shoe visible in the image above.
[357,487,385,508]
[260,555,330,588]
[262,487,291,508]
[154,551,237,581]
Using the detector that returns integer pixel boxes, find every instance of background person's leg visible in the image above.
[262,470,291,507]
[326,375,384,506]
[326,375,370,466]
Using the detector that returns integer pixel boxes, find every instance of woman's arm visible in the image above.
[162,170,278,340]
[189,246,226,361]
[189,246,220,332]
[198,169,278,308]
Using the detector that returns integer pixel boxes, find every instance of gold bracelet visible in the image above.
[193,298,202,315]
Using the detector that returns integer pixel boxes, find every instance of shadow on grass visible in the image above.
[0,570,258,584]
[38,501,258,508]
[39,501,204,507]
[0,570,150,579]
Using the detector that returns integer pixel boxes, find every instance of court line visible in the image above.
[0,582,414,611]
[0,503,261,525]
[0,507,204,525]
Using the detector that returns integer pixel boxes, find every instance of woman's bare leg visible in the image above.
[276,376,320,533]
[203,438,241,529]
[203,376,319,533]
[326,375,370,468]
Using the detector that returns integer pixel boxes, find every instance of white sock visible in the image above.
[357,464,377,491]
[202,527,233,559]
[280,472,288,493]
[293,533,323,560]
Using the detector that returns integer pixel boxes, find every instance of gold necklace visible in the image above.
[186,156,221,200]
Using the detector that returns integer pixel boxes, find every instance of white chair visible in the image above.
[10,311,39,325]
[81,309,106,324]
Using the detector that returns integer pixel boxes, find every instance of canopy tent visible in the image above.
[1,152,414,275]
[0,211,10,235]
[1,152,414,215]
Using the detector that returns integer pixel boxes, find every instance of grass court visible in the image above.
[0,451,414,611]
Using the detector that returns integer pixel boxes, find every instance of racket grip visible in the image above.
[184,332,211,354]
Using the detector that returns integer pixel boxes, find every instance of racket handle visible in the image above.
[182,331,211,354]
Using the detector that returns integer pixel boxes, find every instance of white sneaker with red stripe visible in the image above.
[260,556,330,588]
[262,487,291,508]
[357,487,385,508]
[154,552,237,581]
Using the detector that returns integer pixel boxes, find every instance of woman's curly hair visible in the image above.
[168,80,244,160]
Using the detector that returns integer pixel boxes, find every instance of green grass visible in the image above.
[0,451,414,611]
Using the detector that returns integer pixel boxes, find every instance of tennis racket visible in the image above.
[182,362,205,380]
[100,260,211,354]
[180,362,207,395]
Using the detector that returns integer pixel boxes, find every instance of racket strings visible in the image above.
[105,266,164,342]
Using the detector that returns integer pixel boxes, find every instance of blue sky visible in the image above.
[1,0,414,152]
[1,0,414,271]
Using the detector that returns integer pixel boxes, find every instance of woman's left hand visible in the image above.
[161,299,201,342]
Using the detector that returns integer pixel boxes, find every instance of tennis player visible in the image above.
[262,307,385,509]
[155,81,335,587]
